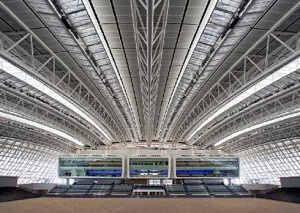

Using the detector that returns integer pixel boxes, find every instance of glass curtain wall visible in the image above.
[238,139,300,185]
[0,138,65,184]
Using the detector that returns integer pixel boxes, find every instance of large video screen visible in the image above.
[175,157,239,178]
[58,156,123,178]
[128,157,169,178]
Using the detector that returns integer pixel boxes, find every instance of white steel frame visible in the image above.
[131,0,169,145]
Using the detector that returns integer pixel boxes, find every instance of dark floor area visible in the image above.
[0,187,41,202]
[257,187,300,203]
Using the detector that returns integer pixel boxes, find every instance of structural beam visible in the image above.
[131,0,169,145]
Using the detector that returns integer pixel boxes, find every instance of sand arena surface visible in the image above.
[0,197,299,213]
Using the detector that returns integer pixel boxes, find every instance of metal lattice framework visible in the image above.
[199,87,300,148]
[158,0,258,141]
[238,139,300,185]
[224,122,300,153]
[0,137,70,183]
[0,0,300,184]
[0,121,75,153]
[0,87,99,147]
[179,2,300,145]
[0,2,126,143]
[131,0,169,144]
[46,0,141,142]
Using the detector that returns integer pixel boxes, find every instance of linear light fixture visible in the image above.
[188,56,300,142]
[214,109,300,147]
[81,0,123,97]
[0,111,84,146]
[0,56,112,141]
[157,0,218,139]
[81,0,141,140]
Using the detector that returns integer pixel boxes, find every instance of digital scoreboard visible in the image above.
[128,156,170,178]
[175,156,239,178]
[58,155,123,178]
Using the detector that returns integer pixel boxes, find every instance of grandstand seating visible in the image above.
[110,184,132,195]
[49,185,70,193]
[185,185,209,195]
[65,184,92,194]
[48,181,248,197]
[206,185,232,195]
[165,185,187,195]
[227,185,248,195]
[89,184,112,195]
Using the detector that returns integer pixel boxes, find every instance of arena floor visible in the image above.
[0,198,299,213]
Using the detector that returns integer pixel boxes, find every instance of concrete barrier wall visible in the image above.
[280,176,300,188]
[241,184,279,194]
[0,176,18,187]
[19,183,57,191]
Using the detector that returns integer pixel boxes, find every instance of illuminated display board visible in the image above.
[175,157,239,178]
[58,156,123,178]
[128,157,170,178]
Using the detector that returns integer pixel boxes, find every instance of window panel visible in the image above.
[238,139,300,185]
[0,138,66,184]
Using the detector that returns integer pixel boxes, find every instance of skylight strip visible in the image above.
[81,0,141,140]
[81,0,122,94]
[0,56,111,141]
[157,0,218,139]
[0,111,84,146]
[214,109,300,147]
[187,56,300,141]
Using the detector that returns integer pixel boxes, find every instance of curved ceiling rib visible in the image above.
[0,1,125,144]
[0,56,111,143]
[157,0,246,142]
[215,109,300,147]
[42,0,141,142]
[81,0,142,141]
[0,117,77,152]
[183,1,300,145]
[196,82,300,148]
[223,123,300,153]
[1,0,300,185]
[21,0,131,142]
[131,0,169,145]
[0,55,107,147]
[198,83,300,148]
[0,110,84,146]
[169,0,271,142]
[189,52,300,144]
[1,0,299,152]
[174,0,300,145]
[0,85,100,147]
